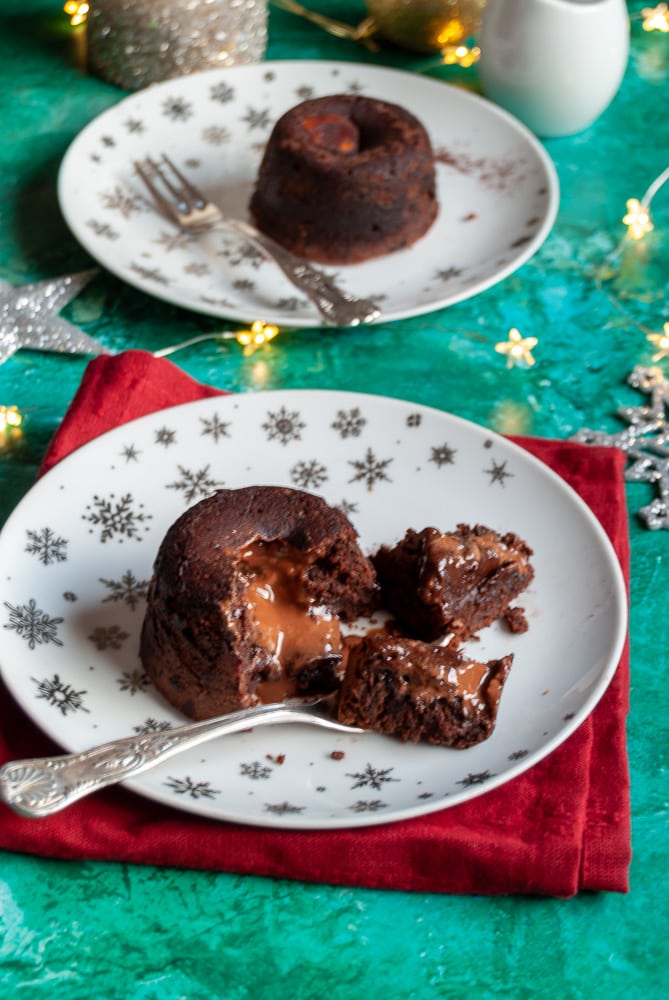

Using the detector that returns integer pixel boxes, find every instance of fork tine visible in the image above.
[160,154,207,209]
[151,155,191,209]
[134,158,181,221]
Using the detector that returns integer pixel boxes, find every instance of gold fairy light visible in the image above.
[442,44,480,66]
[236,320,280,355]
[594,166,669,371]
[64,1,89,26]
[0,405,23,438]
[641,3,669,31]
[153,321,282,359]
[495,328,537,368]
[647,323,669,361]
[623,198,654,240]
[622,165,669,241]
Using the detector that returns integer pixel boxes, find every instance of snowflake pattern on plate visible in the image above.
[240,761,273,780]
[347,764,398,791]
[25,527,68,566]
[32,674,88,715]
[89,625,130,651]
[263,406,305,445]
[166,464,221,502]
[117,669,151,694]
[165,776,220,799]
[0,390,627,831]
[57,60,558,328]
[100,570,149,610]
[3,600,64,649]
[83,492,152,543]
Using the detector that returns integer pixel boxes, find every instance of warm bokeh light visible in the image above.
[494,328,538,368]
[641,3,669,32]
[647,323,669,361]
[442,44,480,66]
[64,1,89,26]
[236,320,280,354]
[0,405,23,437]
[623,198,654,240]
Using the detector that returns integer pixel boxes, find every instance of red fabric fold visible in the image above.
[0,351,631,896]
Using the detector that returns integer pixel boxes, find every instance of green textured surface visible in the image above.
[0,1,668,997]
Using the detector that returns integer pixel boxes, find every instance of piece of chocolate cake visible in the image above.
[140,486,379,720]
[372,524,534,642]
[249,93,438,264]
[338,634,513,747]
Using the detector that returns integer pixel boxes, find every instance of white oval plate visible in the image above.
[57,60,558,328]
[0,391,626,829]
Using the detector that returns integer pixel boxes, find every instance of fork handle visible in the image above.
[220,218,381,327]
[0,702,317,818]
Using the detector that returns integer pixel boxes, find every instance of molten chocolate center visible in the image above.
[236,540,343,701]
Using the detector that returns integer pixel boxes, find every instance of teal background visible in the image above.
[1,1,668,996]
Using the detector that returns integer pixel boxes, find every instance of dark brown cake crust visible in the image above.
[372,524,534,642]
[338,634,513,747]
[249,94,438,264]
[140,486,378,720]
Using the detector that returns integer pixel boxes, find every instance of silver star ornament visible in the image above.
[0,270,110,365]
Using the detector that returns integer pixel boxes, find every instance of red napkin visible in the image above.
[0,350,631,896]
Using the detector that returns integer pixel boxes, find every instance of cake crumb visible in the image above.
[504,606,529,633]
[330,750,345,761]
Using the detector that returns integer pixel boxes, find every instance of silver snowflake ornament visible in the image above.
[572,365,669,529]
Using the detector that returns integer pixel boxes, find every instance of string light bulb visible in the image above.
[0,405,23,437]
[64,1,89,26]
[623,198,654,240]
[495,328,537,368]
[647,323,669,361]
[641,3,669,31]
[442,44,480,66]
[235,320,280,354]
[153,321,282,359]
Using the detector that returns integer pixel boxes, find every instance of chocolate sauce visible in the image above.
[237,540,344,703]
[387,643,499,713]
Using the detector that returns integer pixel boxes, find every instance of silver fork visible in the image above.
[0,696,361,817]
[134,155,381,328]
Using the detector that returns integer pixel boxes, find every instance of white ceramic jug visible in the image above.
[478,0,630,137]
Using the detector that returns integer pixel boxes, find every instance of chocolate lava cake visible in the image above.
[372,524,534,642]
[249,94,438,264]
[139,486,378,720]
[338,634,514,747]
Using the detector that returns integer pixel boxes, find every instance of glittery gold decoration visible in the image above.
[365,0,486,53]
[87,0,268,91]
